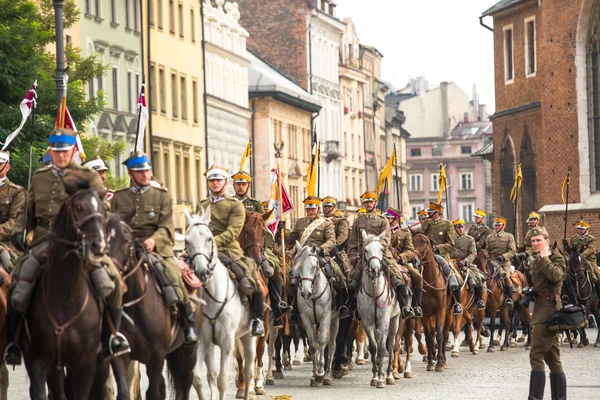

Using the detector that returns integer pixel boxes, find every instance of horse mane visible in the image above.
[62,170,93,195]
[363,232,382,249]
[107,215,128,259]
[293,244,317,273]
[245,210,266,229]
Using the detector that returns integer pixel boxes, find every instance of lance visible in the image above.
[444,164,450,219]
[563,167,571,241]
[274,142,290,336]
[394,144,401,209]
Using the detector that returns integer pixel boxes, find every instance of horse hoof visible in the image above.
[255,387,266,395]
[571,339,579,345]
[323,377,332,386]
[509,342,517,348]
[418,345,427,355]
[386,377,395,385]
[426,364,435,371]
[284,365,292,371]
[479,343,486,349]
[304,355,313,362]
[435,364,444,372]
[377,380,385,388]
[404,371,414,379]
[582,338,590,346]
[451,351,459,358]
[370,378,378,386]
[500,346,508,352]
[310,378,317,387]
[594,342,600,348]
[492,340,500,346]
[445,344,452,351]
[422,355,428,362]
[235,389,244,398]
[266,378,275,386]
[472,349,479,355]
[356,358,366,366]
[410,346,414,354]
[460,340,468,347]
[487,346,495,353]
[525,345,531,350]
[399,348,406,355]
[293,360,301,366]
[273,371,284,379]
[393,372,401,380]
[332,369,344,379]
[346,360,355,370]
[577,343,585,348]
[517,337,525,343]
[314,374,324,384]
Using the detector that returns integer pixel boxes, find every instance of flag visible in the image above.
[561,170,571,204]
[1,80,37,151]
[376,149,397,195]
[55,96,86,164]
[238,142,252,171]
[306,130,319,196]
[437,163,447,204]
[266,168,294,237]
[510,163,523,203]
[134,83,149,151]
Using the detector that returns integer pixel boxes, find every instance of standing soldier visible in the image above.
[519,212,543,256]
[425,202,462,315]
[563,220,600,297]
[6,129,130,365]
[527,227,567,400]
[453,219,485,310]
[0,151,26,272]
[347,191,414,318]
[198,165,264,336]
[384,207,423,317]
[232,170,264,213]
[485,216,517,308]
[111,151,198,345]
[467,209,492,251]
[286,196,349,319]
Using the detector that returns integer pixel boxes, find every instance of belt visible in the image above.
[535,293,561,300]
[37,219,51,229]
[131,228,156,239]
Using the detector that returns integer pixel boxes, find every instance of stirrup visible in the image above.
[183,327,198,347]
[477,300,486,310]
[252,319,265,337]
[273,316,284,329]
[289,312,300,326]
[505,297,514,309]
[413,306,423,318]
[109,332,131,357]
[3,342,22,366]
[402,305,415,319]
[453,303,463,315]
[338,305,351,319]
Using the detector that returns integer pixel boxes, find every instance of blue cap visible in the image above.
[123,151,151,170]
[48,128,77,150]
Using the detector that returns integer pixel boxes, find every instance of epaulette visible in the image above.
[151,184,168,192]
[8,181,24,190]
[228,196,240,202]
[34,165,53,174]
[113,187,130,194]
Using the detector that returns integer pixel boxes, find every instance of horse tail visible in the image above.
[166,346,195,400]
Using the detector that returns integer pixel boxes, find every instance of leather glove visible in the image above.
[495,255,505,262]
[277,220,286,230]
[317,247,325,256]
[432,246,440,254]
[517,252,528,259]
[562,239,569,247]
[11,232,26,252]
[456,260,466,268]
[407,258,417,265]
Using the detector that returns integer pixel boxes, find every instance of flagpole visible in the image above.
[394,145,400,209]
[23,95,37,244]
[513,181,519,243]
[563,167,571,241]
[274,142,289,336]
[443,163,450,219]
[134,82,144,151]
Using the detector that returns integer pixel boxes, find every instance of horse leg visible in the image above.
[365,326,378,386]
[193,341,208,400]
[0,363,7,400]
[376,317,390,388]
[70,357,98,400]
[436,310,447,371]
[254,336,266,395]
[404,318,414,378]
[324,317,339,386]
[355,323,367,365]
[126,361,142,400]
[345,317,357,370]
[109,357,131,400]
[241,333,256,400]
[523,306,532,350]
[415,319,427,355]
[26,358,50,400]
[392,325,402,379]
[488,308,497,352]
[234,344,246,399]
[145,355,167,400]
[424,323,435,371]
[274,334,284,378]
[386,314,400,386]
[315,316,331,385]
[47,368,66,400]
[292,327,302,366]
[266,326,278,385]
[578,327,589,348]
[451,312,463,358]
[333,316,350,378]
[281,332,291,369]
[500,308,511,351]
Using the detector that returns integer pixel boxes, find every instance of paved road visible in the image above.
[6,329,600,399]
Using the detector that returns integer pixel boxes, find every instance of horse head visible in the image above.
[51,171,107,264]
[412,233,431,259]
[361,229,384,279]
[107,215,135,273]
[239,210,270,266]
[184,206,216,283]
[293,242,320,300]
[568,249,586,278]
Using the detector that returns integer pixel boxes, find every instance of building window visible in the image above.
[111,67,119,110]
[349,88,355,113]
[431,173,439,191]
[85,0,91,14]
[184,157,191,201]
[159,67,166,114]
[175,154,182,200]
[192,79,198,123]
[460,172,473,191]
[432,147,443,156]
[178,3,184,38]
[149,0,153,26]
[461,145,472,154]
[171,72,179,118]
[157,0,163,29]
[150,64,157,112]
[410,205,420,220]
[409,173,422,192]
[190,8,196,43]
[504,25,514,83]
[525,17,536,76]
[110,0,117,24]
[410,148,421,157]
[125,0,130,29]
[169,0,175,34]
[460,202,475,223]
[180,76,187,121]
[163,152,170,189]
[127,71,133,113]
[134,0,140,31]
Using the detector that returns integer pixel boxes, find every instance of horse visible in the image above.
[412,233,448,372]
[235,210,273,398]
[105,216,200,400]
[356,230,401,387]
[20,173,107,399]
[185,208,256,400]
[392,312,416,380]
[564,250,600,347]
[473,249,512,352]
[0,267,10,398]
[292,242,339,387]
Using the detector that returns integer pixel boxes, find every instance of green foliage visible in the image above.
[81,135,127,163]
[104,173,129,191]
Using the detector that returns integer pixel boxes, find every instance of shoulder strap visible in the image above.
[300,217,327,247]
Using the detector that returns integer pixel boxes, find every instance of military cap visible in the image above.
[205,165,228,180]
[303,196,321,209]
[417,209,429,218]
[322,196,337,206]
[473,209,487,218]
[123,151,152,171]
[48,128,77,151]
[383,207,402,221]
[574,220,591,229]
[0,151,9,163]
[262,200,270,209]
[357,207,366,215]
[529,226,549,239]
[232,170,252,183]
[526,211,541,222]
[83,156,109,172]
[361,191,378,202]
[427,202,444,213]
[453,218,466,226]
[493,216,508,226]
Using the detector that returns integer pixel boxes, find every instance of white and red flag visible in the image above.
[1,80,37,151]
[266,168,294,237]
[134,83,149,152]
[54,97,86,164]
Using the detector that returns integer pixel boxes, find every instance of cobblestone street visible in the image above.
[6,329,600,399]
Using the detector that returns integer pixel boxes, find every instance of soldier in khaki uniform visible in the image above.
[347,191,414,318]
[6,129,130,365]
[83,157,115,201]
[563,220,600,297]
[519,212,542,257]
[385,207,423,317]
[321,196,351,274]
[424,202,462,315]
[0,151,26,272]
[232,170,264,213]
[285,196,349,319]
[199,165,264,336]
[527,227,567,400]
[453,219,485,310]
[111,152,197,345]
[485,216,517,309]
[467,208,492,252]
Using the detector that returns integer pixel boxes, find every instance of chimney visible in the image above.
[464,112,469,122]
[479,104,487,121]
[441,82,449,136]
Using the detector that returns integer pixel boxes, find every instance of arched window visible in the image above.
[587,0,600,191]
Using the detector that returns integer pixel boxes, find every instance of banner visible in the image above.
[55,96,86,164]
[266,168,294,237]
[510,163,523,203]
[239,142,252,171]
[1,80,37,150]
[134,83,149,152]
[437,163,447,204]
[376,149,397,195]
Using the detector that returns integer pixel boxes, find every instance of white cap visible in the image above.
[205,165,228,180]
[83,158,109,171]
[0,151,9,163]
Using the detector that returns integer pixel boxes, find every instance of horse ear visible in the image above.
[295,240,303,253]
[552,241,557,251]
[262,209,274,221]
[183,207,193,226]
[97,189,108,201]
[361,229,368,241]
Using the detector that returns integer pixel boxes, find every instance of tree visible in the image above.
[0,0,106,187]
[81,135,129,190]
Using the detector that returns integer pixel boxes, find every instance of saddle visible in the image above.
[395,262,412,288]
[177,259,202,293]
[509,271,522,288]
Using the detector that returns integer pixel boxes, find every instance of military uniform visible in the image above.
[329,213,351,275]
[468,223,492,251]
[522,226,542,255]
[0,177,26,270]
[485,223,517,306]
[453,233,483,288]
[390,227,420,286]
[239,196,265,213]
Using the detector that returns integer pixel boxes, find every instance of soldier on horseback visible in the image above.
[232,170,292,328]
[0,151,26,273]
[384,207,423,318]
[199,165,265,336]
[5,129,130,364]
[453,219,485,310]
[111,151,198,346]
[485,216,517,309]
[467,209,492,252]
[563,220,600,298]
[347,191,414,318]
[424,201,462,315]
[321,196,352,302]
[285,196,349,319]
[519,212,542,257]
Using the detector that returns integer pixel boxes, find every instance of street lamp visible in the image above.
[54,0,66,107]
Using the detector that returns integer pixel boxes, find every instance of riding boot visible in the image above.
[102,307,131,358]
[337,288,350,319]
[528,371,546,400]
[474,286,485,310]
[3,313,22,366]
[178,302,199,346]
[550,372,566,400]
[395,285,415,318]
[504,286,514,309]
[412,287,423,318]
[347,285,357,313]
[251,292,265,337]
[268,277,292,329]
[453,288,463,315]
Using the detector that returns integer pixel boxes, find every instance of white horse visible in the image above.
[356,230,402,388]
[293,242,339,387]
[184,208,256,400]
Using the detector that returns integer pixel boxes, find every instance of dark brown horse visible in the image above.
[106,216,200,400]
[0,267,10,398]
[21,174,106,399]
[412,233,447,371]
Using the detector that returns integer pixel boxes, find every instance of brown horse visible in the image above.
[392,316,416,379]
[106,216,200,400]
[235,210,273,398]
[21,174,106,399]
[0,267,10,398]
[412,233,448,371]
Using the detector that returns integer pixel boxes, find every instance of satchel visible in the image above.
[547,304,588,331]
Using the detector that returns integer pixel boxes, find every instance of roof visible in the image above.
[247,51,321,113]
[450,121,493,138]
[472,140,494,157]
[482,0,528,17]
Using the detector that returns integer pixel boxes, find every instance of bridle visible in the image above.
[242,222,266,264]
[296,252,327,301]
[186,221,216,280]
[361,242,391,310]
[567,252,593,302]
[413,233,447,291]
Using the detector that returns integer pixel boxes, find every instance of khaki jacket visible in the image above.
[569,234,597,268]
[198,196,246,260]
[531,251,565,324]
[427,219,455,258]
[485,231,517,267]
[329,215,349,248]
[286,217,336,254]
[390,227,416,263]
[467,223,492,250]
[0,178,26,246]
[454,233,477,265]
[236,196,264,214]
[347,212,391,262]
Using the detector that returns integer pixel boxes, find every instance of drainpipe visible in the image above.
[479,16,493,32]
[251,97,256,198]
[201,0,209,195]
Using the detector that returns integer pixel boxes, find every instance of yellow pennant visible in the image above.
[306,145,319,196]
[376,149,397,195]
[238,142,252,171]
[561,170,571,204]
[510,163,523,203]
[437,163,447,204]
